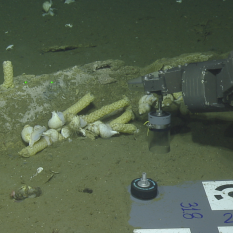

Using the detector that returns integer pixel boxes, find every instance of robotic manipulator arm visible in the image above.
[128,51,233,113]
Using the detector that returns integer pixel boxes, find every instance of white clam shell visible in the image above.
[21,125,46,147]
[48,111,65,129]
[138,94,157,114]
[21,125,33,143]
[30,125,47,147]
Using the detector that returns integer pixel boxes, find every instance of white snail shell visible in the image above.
[99,123,118,138]
[87,121,102,135]
[87,121,118,138]
[43,1,52,12]
[43,129,62,143]
[138,94,157,115]
[48,111,65,129]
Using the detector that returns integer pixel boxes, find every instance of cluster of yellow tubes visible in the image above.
[18,93,138,157]
[0,61,138,157]
[1,61,14,89]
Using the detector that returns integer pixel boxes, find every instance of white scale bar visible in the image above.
[218,226,233,233]
[134,229,191,233]
[134,227,233,233]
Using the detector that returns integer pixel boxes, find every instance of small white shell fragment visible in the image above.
[31,167,43,179]
[37,167,43,174]
[79,128,86,136]
[6,45,14,50]
[64,0,75,4]
[65,24,73,28]
[176,0,182,3]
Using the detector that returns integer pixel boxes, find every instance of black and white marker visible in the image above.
[131,172,158,200]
